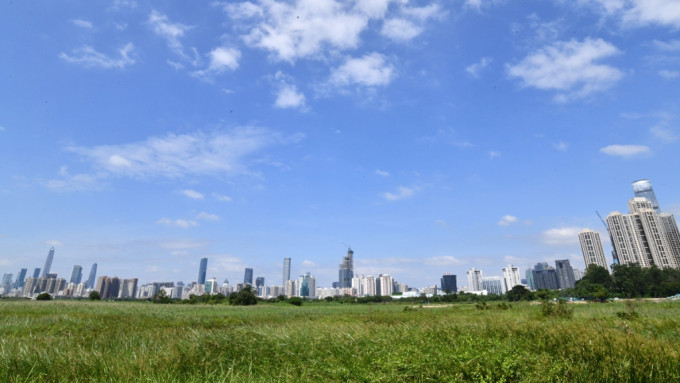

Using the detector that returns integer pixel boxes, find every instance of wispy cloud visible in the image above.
[659,70,680,79]
[148,10,194,59]
[71,19,93,29]
[196,212,220,221]
[213,193,232,202]
[44,240,64,247]
[651,126,677,142]
[498,215,518,226]
[383,186,418,201]
[193,47,241,79]
[330,53,395,88]
[466,57,492,78]
[63,127,303,180]
[600,144,651,157]
[273,72,307,110]
[554,141,568,151]
[507,38,623,102]
[375,169,390,177]
[542,226,582,246]
[156,218,199,228]
[59,43,135,69]
[180,189,204,200]
[424,255,467,266]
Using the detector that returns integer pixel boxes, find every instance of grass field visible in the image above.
[1,300,679,382]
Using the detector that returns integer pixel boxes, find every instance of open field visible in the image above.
[1,300,680,382]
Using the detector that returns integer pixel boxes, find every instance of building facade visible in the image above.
[578,229,608,269]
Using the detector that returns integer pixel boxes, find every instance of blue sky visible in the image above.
[2,0,680,289]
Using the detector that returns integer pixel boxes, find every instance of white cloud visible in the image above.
[579,0,680,28]
[466,57,492,78]
[653,39,680,51]
[381,18,422,41]
[44,240,64,247]
[659,70,680,79]
[112,0,137,10]
[234,0,370,62]
[0,126,5,131]
[180,189,204,199]
[71,19,93,28]
[383,186,417,201]
[213,193,232,202]
[651,126,677,142]
[46,167,103,192]
[375,169,390,177]
[148,10,193,58]
[600,144,651,157]
[196,212,220,221]
[156,218,199,228]
[488,151,501,159]
[507,38,623,102]
[330,53,395,87]
[59,43,135,69]
[554,141,568,151]
[66,127,303,179]
[275,84,306,109]
[424,256,467,266]
[192,47,241,80]
[498,215,518,226]
[542,226,582,246]
[301,259,316,267]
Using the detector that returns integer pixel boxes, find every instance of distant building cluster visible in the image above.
[579,179,680,271]
[3,179,678,300]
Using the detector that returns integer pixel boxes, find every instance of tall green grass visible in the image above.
[0,300,679,382]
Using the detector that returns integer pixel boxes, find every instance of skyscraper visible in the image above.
[555,260,576,289]
[379,274,393,296]
[532,262,559,290]
[502,265,521,291]
[198,258,208,285]
[337,248,354,289]
[41,247,55,278]
[32,268,41,279]
[244,268,253,285]
[297,272,316,298]
[69,265,83,285]
[632,179,660,213]
[283,257,291,285]
[86,263,97,289]
[607,198,679,269]
[255,277,265,287]
[440,273,457,292]
[467,268,483,291]
[579,229,608,269]
[482,276,505,295]
[13,268,27,290]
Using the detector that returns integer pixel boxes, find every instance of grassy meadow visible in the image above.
[1,300,680,382]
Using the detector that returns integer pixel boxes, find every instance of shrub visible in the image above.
[89,291,101,301]
[475,301,491,310]
[540,299,573,318]
[36,292,52,301]
[288,297,303,306]
[616,300,639,320]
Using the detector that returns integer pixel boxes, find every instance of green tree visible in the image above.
[89,291,101,301]
[231,286,257,306]
[36,292,52,301]
[153,289,173,304]
[288,297,303,306]
[506,285,534,301]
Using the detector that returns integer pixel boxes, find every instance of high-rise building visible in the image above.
[96,276,121,299]
[379,274,393,296]
[632,179,660,213]
[440,273,457,292]
[255,277,265,287]
[32,268,41,279]
[244,268,253,285]
[204,278,218,294]
[283,257,291,285]
[573,268,583,282]
[502,265,521,291]
[86,263,97,289]
[198,258,208,285]
[41,247,55,278]
[555,260,576,289]
[69,265,83,285]
[13,268,27,290]
[285,279,296,298]
[525,268,534,290]
[337,248,354,289]
[467,268,483,291]
[532,262,559,290]
[482,276,505,295]
[1,273,13,294]
[297,272,316,298]
[118,278,138,299]
[607,198,678,269]
[579,229,608,269]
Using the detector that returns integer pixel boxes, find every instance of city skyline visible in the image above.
[2,2,680,288]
